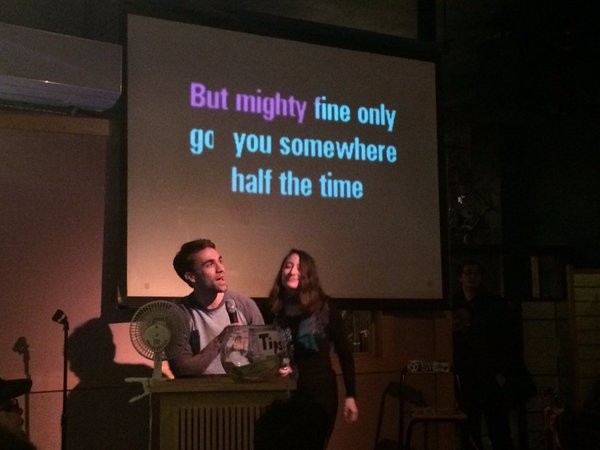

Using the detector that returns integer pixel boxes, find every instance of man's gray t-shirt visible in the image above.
[174,291,264,375]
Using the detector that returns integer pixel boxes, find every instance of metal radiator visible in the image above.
[176,405,265,450]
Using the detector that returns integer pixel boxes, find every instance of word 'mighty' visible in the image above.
[190,82,307,124]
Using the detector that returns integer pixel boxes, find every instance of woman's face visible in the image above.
[280,253,300,292]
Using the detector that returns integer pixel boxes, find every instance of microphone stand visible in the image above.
[52,310,69,450]
[12,337,31,438]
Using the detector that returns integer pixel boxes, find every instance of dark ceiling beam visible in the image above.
[418,0,436,42]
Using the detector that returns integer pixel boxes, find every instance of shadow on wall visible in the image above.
[66,318,153,450]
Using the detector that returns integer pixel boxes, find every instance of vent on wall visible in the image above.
[0,22,121,112]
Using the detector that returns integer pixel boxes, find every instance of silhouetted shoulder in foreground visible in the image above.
[254,398,329,450]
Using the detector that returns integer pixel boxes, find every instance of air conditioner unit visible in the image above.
[0,22,121,112]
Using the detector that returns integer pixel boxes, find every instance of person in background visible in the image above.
[453,261,533,450]
[167,238,264,376]
[0,377,37,450]
[266,249,359,443]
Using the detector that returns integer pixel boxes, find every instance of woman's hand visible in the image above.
[278,366,293,376]
[278,358,293,377]
[343,397,359,423]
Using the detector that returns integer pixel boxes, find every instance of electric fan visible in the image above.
[129,300,189,381]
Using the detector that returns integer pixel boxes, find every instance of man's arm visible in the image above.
[168,294,262,377]
[168,328,227,377]
[234,294,265,325]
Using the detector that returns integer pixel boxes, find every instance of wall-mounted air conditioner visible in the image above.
[0,22,122,112]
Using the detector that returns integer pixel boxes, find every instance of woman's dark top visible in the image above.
[274,299,356,436]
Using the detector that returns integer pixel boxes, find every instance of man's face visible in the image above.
[186,247,227,294]
[0,398,25,438]
[459,264,482,290]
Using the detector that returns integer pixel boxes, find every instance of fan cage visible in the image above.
[129,300,188,361]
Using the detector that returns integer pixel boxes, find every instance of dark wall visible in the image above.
[1,0,121,42]
[495,4,600,269]
[443,1,600,299]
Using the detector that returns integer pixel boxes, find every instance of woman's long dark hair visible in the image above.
[268,249,328,315]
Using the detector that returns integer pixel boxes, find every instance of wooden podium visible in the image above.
[149,376,295,450]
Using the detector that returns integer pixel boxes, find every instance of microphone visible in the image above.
[52,309,69,326]
[225,298,238,324]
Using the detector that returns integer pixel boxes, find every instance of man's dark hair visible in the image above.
[173,239,216,281]
[456,260,485,278]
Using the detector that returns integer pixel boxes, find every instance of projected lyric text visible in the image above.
[189,82,400,199]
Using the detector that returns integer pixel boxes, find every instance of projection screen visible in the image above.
[126,14,443,301]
